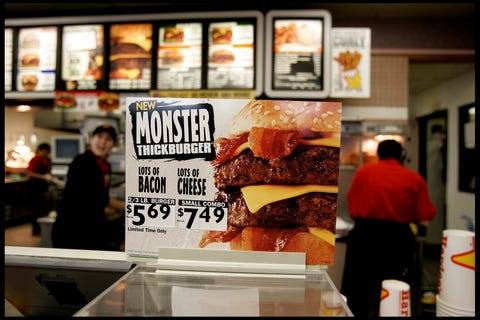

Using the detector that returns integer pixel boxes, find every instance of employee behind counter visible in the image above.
[52,124,125,251]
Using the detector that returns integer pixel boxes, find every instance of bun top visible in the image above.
[229,100,341,136]
[99,92,119,100]
[110,24,152,52]
[212,49,233,56]
[110,24,152,39]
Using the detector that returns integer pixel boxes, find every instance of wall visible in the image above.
[4,108,73,153]
[410,69,475,230]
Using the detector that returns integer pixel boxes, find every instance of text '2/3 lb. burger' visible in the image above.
[199,100,342,265]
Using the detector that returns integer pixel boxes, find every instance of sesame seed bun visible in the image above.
[229,100,342,136]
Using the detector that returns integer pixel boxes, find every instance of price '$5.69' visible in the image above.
[126,197,176,228]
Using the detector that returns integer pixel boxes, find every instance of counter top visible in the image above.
[75,265,352,317]
[5,176,29,184]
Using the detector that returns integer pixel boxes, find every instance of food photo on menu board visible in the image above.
[272,19,323,91]
[16,26,58,91]
[157,23,203,90]
[53,91,120,112]
[124,98,342,265]
[109,23,152,90]
[61,25,104,91]
[207,21,255,90]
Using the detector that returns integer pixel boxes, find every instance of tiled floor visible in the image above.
[4,223,41,247]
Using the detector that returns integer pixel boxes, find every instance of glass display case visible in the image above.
[75,264,353,316]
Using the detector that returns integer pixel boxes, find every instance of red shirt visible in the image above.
[95,155,111,189]
[27,154,50,175]
[347,159,436,223]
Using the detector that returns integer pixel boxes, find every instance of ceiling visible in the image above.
[4,2,475,96]
[4,3,475,19]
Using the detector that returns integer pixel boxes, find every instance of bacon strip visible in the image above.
[248,127,299,159]
[210,133,248,166]
[211,128,300,166]
[198,225,243,248]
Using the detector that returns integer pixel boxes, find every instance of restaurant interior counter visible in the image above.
[4,246,134,317]
[5,247,352,317]
[75,249,353,317]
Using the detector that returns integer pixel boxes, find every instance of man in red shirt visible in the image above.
[341,139,436,317]
[27,143,53,235]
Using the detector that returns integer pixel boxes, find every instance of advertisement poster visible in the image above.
[16,26,58,92]
[125,98,342,265]
[61,24,104,90]
[330,28,371,98]
[157,23,203,90]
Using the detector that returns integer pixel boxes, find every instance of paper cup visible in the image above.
[438,229,475,310]
[379,279,411,316]
[319,291,348,316]
[436,294,475,316]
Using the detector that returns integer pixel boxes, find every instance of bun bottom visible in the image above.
[230,227,334,265]
[22,84,37,91]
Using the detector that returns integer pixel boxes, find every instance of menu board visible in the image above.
[109,23,153,90]
[157,22,203,90]
[207,21,256,90]
[61,24,104,91]
[16,26,58,92]
[5,28,13,91]
[264,10,331,99]
[330,28,371,98]
[125,98,342,266]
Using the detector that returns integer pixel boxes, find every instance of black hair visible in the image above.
[37,143,51,152]
[377,139,404,161]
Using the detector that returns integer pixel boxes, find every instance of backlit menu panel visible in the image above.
[207,21,256,90]
[157,22,203,90]
[16,26,58,92]
[109,23,153,90]
[265,10,331,99]
[5,28,13,91]
[61,24,104,90]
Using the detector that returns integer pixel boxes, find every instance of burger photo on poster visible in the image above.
[98,92,120,111]
[160,49,185,66]
[21,53,40,67]
[54,92,77,108]
[163,27,184,44]
[209,49,235,64]
[199,100,342,265]
[21,74,39,91]
[211,26,232,44]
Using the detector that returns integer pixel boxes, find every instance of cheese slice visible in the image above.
[308,227,336,246]
[232,137,340,158]
[241,184,338,214]
[299,137,341,148]
[232,142,249,157]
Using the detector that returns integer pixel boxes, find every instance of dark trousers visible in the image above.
[341,218,416,317]
[28,179,49,234]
